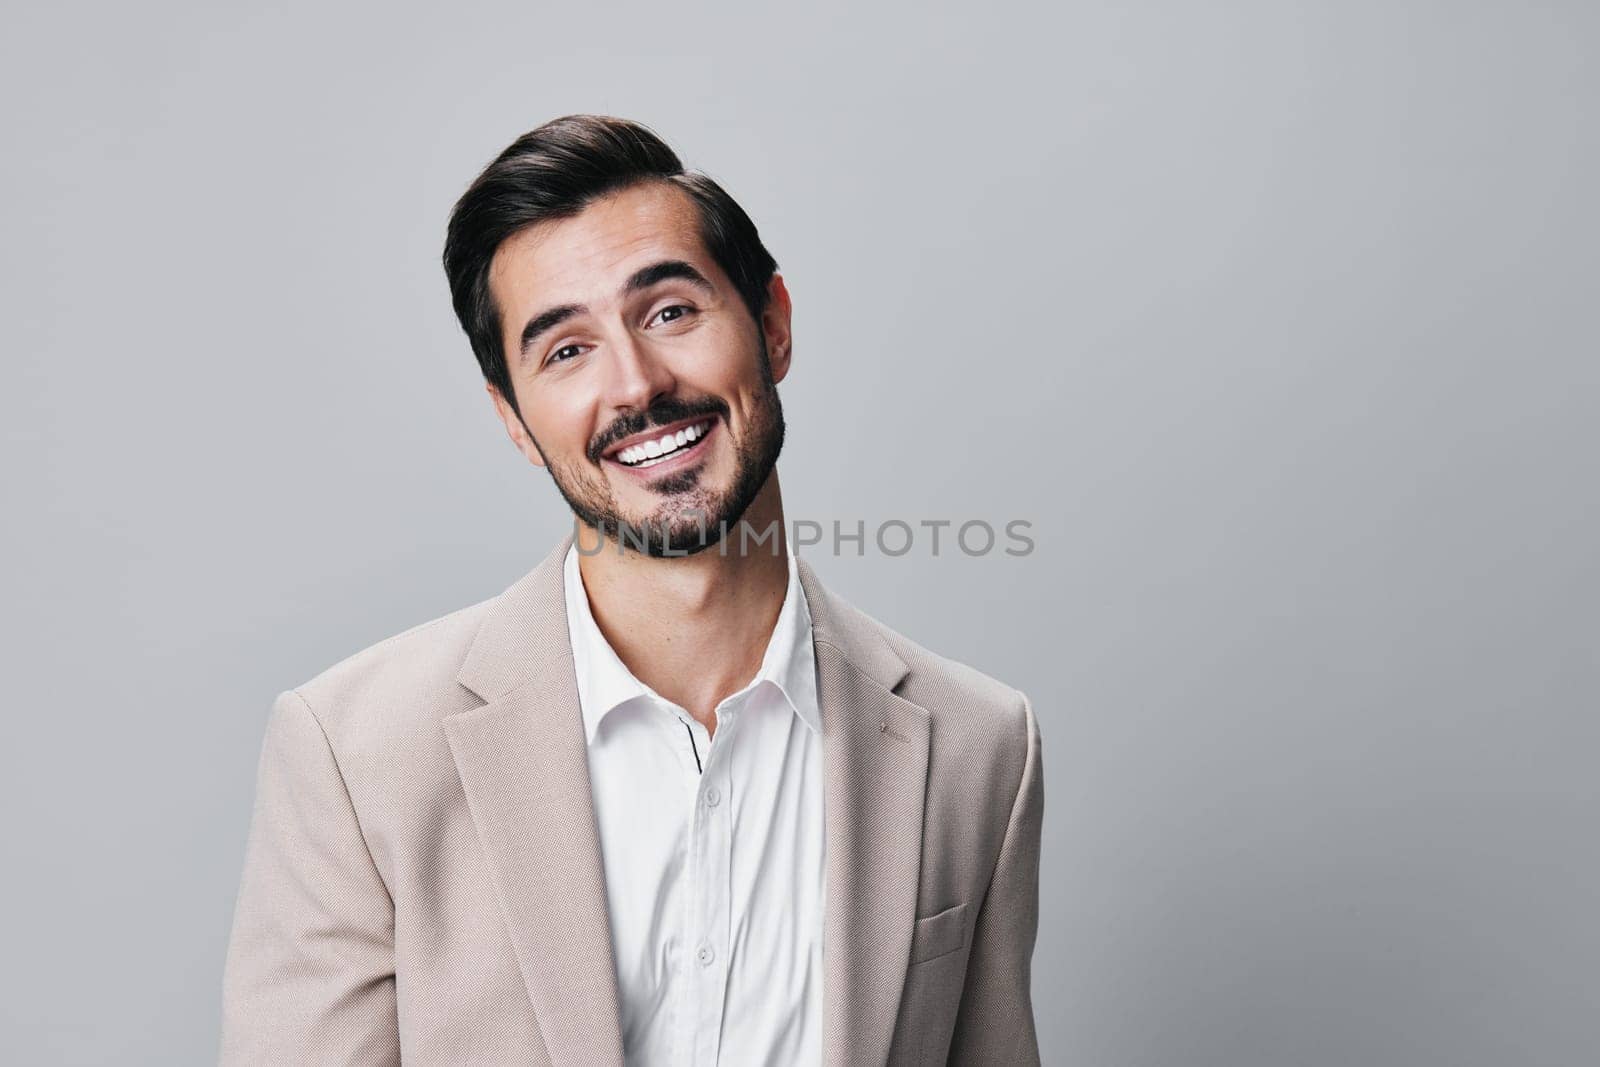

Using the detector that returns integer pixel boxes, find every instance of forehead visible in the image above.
[488,181,716,324]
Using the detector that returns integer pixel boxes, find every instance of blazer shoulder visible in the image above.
[827,593,1039,820]
[825,588,1031,734]
[288,592,498,737]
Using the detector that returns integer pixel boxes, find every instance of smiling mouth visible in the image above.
[609,418,715,469]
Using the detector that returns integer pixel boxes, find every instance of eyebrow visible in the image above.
[516,259,716,364]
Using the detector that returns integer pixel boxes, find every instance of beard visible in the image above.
[533,339,786,558]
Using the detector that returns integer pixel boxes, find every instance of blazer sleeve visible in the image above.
[946,689,1045,1065]
[219,689,401,1065]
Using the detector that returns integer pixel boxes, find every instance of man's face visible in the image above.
[486,181,792,556]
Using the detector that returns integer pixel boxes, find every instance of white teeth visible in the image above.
[613,420,712,467]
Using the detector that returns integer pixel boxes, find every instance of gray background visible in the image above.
[3,1,1595,1064]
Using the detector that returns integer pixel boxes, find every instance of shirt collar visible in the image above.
[562,542,821,745]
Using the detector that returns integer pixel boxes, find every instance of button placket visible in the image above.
[685,707,736,1066]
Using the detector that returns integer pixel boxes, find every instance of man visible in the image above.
[220,115,1043,1066]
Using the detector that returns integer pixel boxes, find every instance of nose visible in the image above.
[599,328,677,416]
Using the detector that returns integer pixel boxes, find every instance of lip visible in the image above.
[601,415,718,479]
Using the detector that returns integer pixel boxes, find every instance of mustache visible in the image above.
[587,394,730,463]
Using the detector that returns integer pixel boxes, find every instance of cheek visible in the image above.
[526,393,597,451]
[699,341,768,409]
[687,318,756,375]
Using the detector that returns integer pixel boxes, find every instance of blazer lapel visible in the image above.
[442,532,625,1067]
[798,557,931,1067]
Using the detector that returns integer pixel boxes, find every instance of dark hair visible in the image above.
[442,114,779,415]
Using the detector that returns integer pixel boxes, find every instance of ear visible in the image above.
[761,273,794,384]
[486,382,548,468]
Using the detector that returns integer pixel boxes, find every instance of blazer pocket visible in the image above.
[909,901,970,965]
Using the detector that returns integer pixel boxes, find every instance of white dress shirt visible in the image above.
[562,542,826,1067]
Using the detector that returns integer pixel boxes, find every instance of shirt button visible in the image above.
[704,786,721,808]
[696,944,715,966]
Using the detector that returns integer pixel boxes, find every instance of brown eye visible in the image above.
[650,304,694,327]
[549,344,583,365]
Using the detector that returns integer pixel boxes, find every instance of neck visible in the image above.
[574,472,790,735]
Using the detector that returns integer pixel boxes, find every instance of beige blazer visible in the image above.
[220,533,1044,1066]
